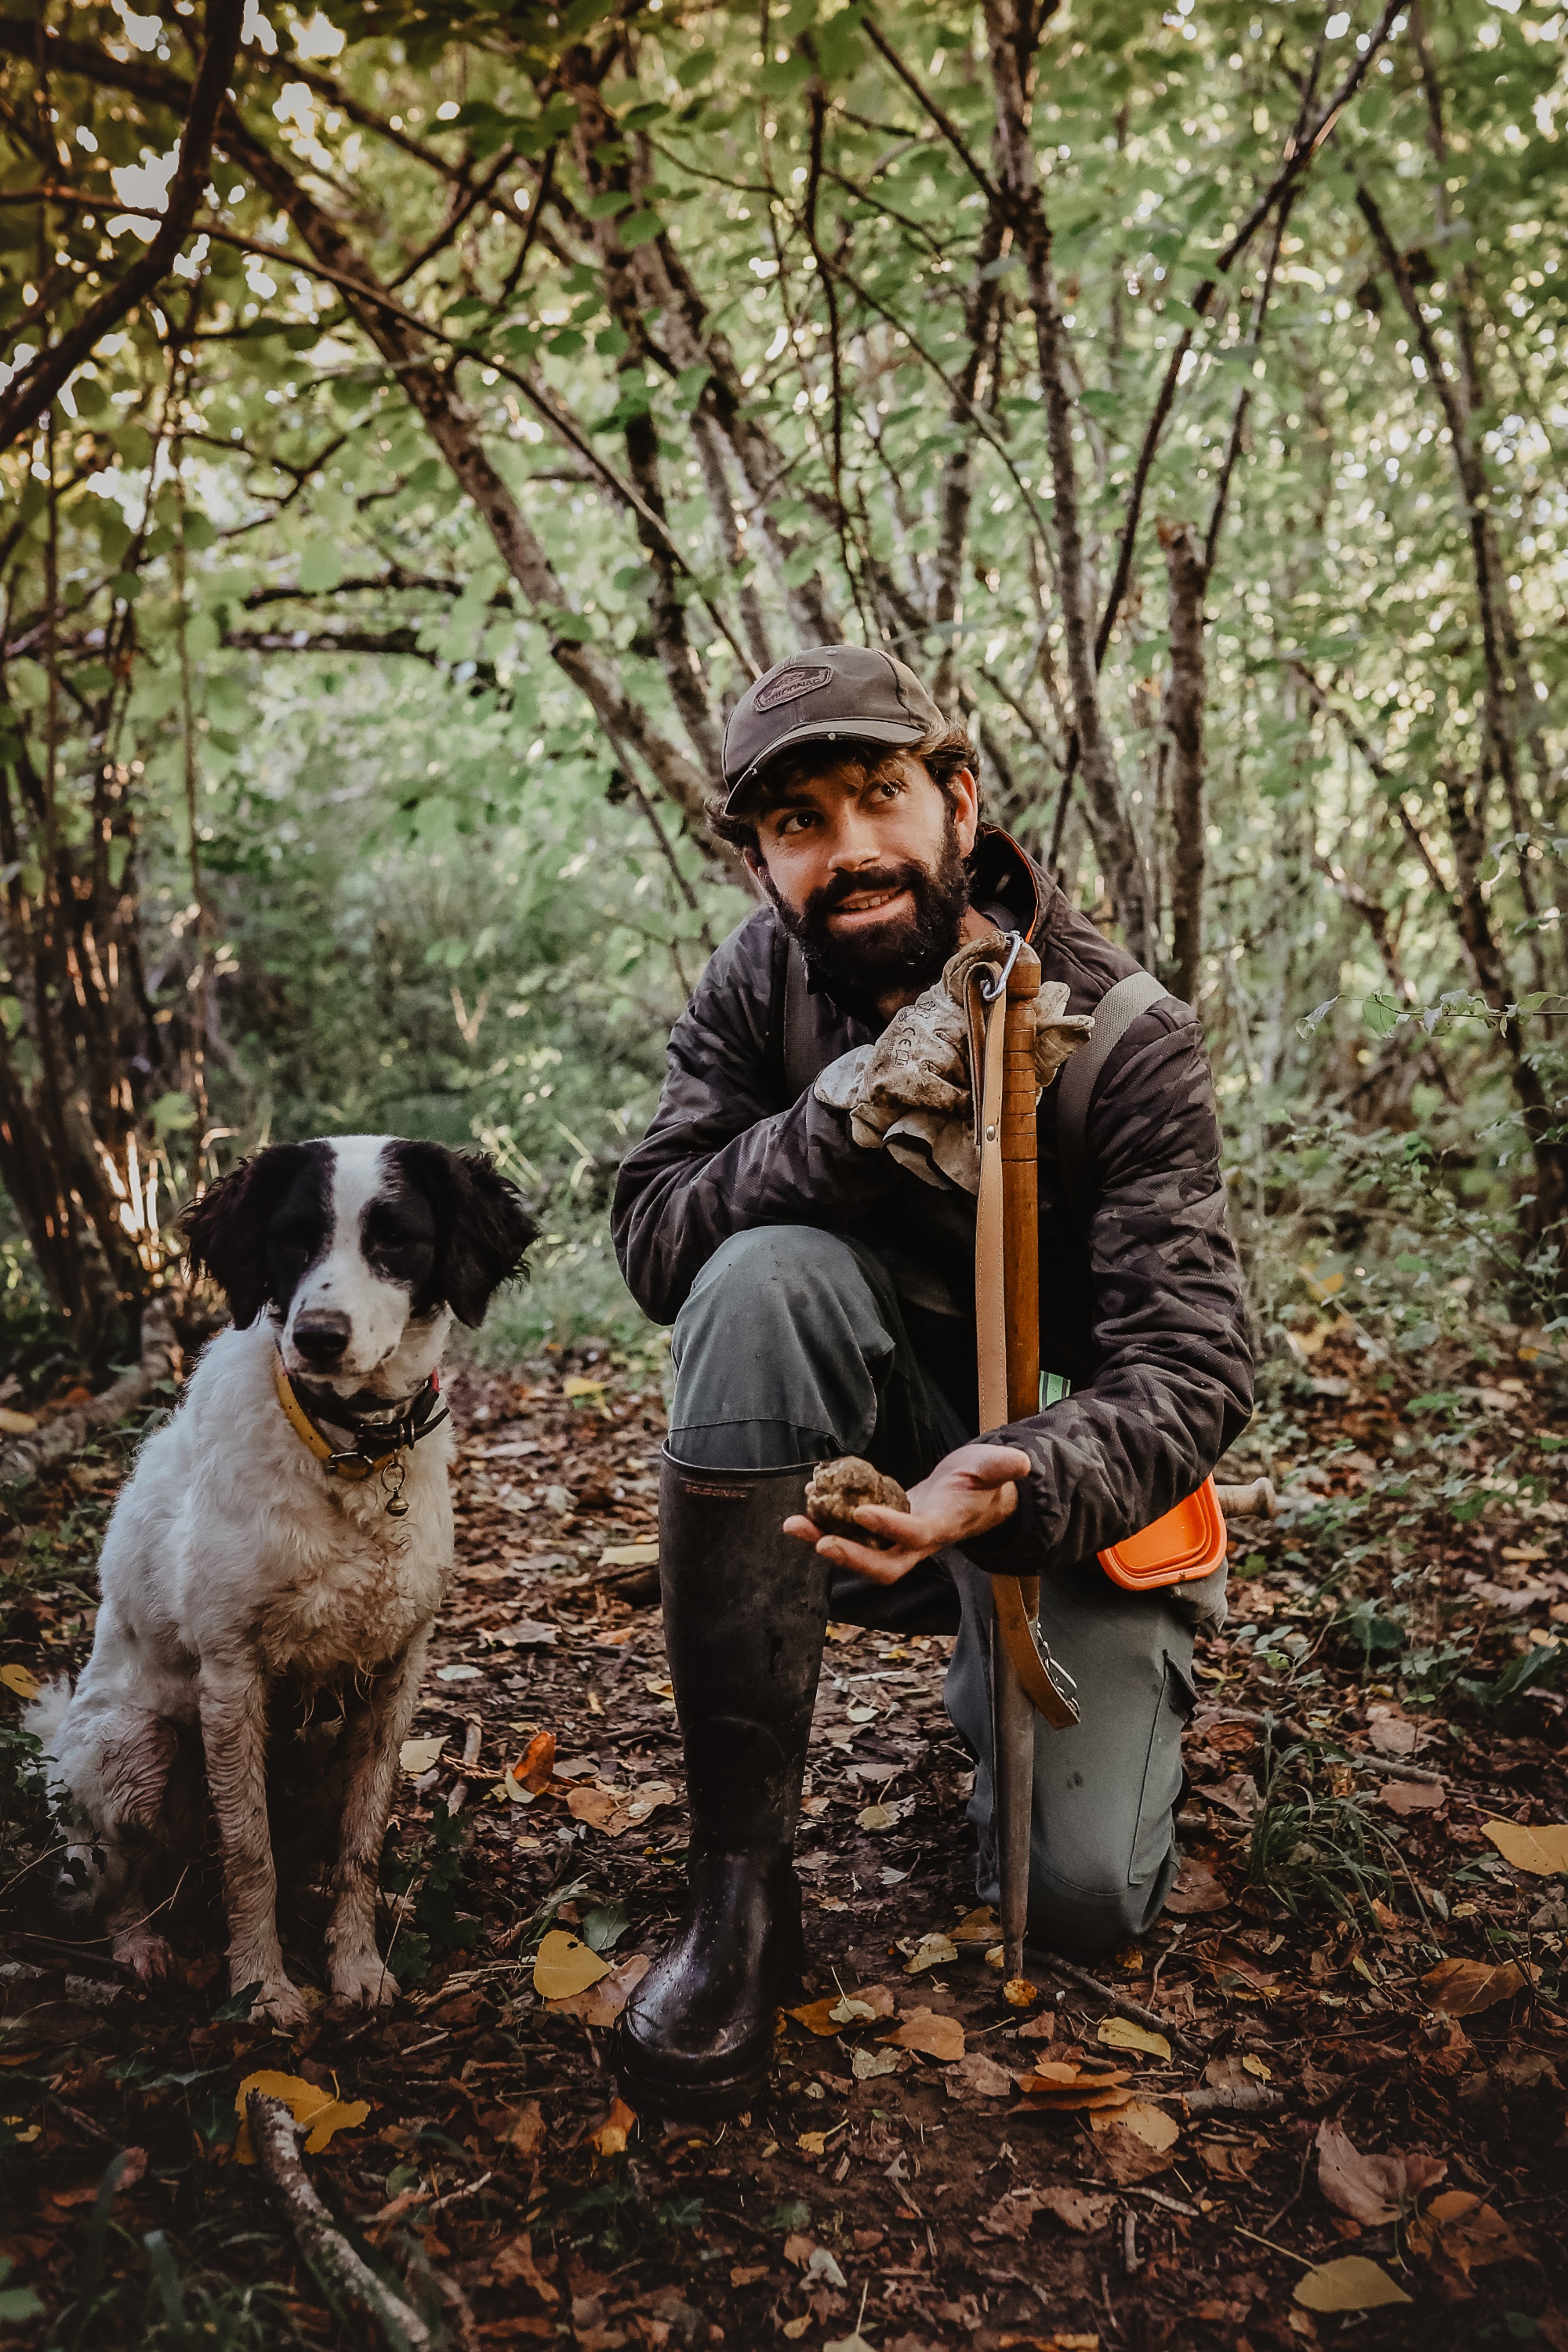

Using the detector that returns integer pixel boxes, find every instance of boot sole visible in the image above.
[615,2048,772,2123]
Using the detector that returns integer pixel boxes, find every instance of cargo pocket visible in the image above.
[1128,1650,1197,1886]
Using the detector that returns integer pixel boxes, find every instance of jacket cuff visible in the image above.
[956,1426,1044,1575]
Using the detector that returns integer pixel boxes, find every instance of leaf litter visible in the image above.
[3,1341,1566,2347]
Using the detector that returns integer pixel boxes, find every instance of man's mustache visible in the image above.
[807,863,924,919]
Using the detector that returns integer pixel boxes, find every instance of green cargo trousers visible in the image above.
[667,1224,1211,1961]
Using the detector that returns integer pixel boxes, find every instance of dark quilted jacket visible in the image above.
[612,826,1254,1577]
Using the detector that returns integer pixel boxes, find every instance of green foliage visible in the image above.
[379,1805,481,1984]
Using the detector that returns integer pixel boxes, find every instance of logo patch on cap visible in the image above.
[753,663,833,713]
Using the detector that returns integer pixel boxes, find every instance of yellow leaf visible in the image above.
[398,1737,446,1778]
[1098,2016,1171,2060]
[589,2096,636,2157]
[0,1409,37,1436]
[857,1802,895,1830]
[598,1542,658,1566]
[532,1929,611,2001]
[949,1905,999,1943]
[234,2070,369,2163]
[782,2321,811,2343]
[1243,2053,1272,2082]
[1090,2098,1178,2150]
[564,1376,607,1399]
[1480,1817,1568,1875]
[642,1676,675,1703]
[1293,2257,1411,2313]
[1002,1976,1038,2009]
[797,2129,831,2155]
[0,1664,41,1703]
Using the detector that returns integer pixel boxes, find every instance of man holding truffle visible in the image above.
[612,645,1253,2116]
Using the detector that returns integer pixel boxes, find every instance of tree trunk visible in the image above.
[1158,521,1207,1007]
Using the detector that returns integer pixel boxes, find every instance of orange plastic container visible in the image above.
[1098,1475,1228,1592]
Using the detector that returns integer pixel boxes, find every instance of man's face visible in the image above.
[746,753,980,1015]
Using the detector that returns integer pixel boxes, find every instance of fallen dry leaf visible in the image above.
[1097,2016,1171,2061]
[1365,1705,1424,1757]
[1090,2099,1178,2151]
[1014,2058,1135,2116]
[1164,1855,1229,1915]
[0,1664,41,1703]
[851,2045,904,2082]
[544,1952,650,2027]
[234,2071,370,2163]
[533,1929,611,2002]
[1316,2120,1447,2226]
[0,1407,38,1436]
[1087,2118,1178,2184]
[398,1736,447,1778]
[730,2264,769,2288]
[902,1933,959,1975]
[1409,2189,1534,2276]
[884,2007,965,2062]
[510,1730,557,1793]
[1480,1817,1568,1875]
[1293,2256,1412,2313]
[1379,1777,1446,1816]
[1003,1976,1039,2009]
[499,2099,546,2158]
[492,2233,558,2303]
[945,2049,1014,2100]
[950,1906,999,1943]
[857,1802,896,1830]
[1420,1957,1530,2016]
[1033,2186,1116,2233]
[587,2097,636,2158]
[567,1780,678,1837]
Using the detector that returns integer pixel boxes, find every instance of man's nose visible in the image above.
[292,1311,350,1367]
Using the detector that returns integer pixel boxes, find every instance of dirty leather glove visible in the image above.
[815,938,1094,1193]
[813,982,969,1149]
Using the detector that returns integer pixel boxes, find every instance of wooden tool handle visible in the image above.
[1000,940,1041,1428]
[1215,1476,1279,1521]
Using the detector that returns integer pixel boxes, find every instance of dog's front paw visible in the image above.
[112,1925,176,1982]
[329,1950,400,2009]
[246,1976,310,2031]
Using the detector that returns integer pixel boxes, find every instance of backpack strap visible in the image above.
[782,935,819,1100]
[1054,968,1171,1225]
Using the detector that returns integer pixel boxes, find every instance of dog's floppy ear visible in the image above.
[396,1144,536,1327]
[182,1144,312,1327]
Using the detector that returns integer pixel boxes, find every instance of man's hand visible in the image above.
[783,1442,1031,1586]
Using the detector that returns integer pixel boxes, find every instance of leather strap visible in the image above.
[1054,967,1170,1224]
[274,1353,447,1483]
[972,963,1080,1733]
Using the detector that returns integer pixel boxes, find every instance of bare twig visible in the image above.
[245,2092,435,2352]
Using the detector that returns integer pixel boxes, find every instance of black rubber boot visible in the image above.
[617,1452,829,2119]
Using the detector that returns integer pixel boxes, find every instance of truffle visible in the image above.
[804,1456,910,1543]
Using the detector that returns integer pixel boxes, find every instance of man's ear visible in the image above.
[951,765,982,858]
[182,1144,312,1327]
[395,1145,537,1327]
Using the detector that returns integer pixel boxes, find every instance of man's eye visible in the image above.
[777,811,815,836]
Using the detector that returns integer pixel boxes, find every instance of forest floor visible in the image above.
[2,1315,1567,2351]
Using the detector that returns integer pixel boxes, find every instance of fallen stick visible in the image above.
[0,1299,179,1490]
[1030,1951,1193,2054]
[245,2092,434,2352]
[1185,2082,1285,2116]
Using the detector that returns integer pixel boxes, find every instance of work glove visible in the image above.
[815,933,1094,1193]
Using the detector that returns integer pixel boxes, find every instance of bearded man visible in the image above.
[611,644,1252,2117]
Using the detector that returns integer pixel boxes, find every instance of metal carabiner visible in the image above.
[980,928,1025,1003]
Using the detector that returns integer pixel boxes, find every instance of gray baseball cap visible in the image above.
[720,644,944,817]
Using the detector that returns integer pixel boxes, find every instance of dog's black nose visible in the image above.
[292,1312,351,1367]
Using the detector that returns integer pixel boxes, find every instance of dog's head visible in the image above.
[183,1138,536,1394]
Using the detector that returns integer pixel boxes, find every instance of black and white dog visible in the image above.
[30,1137,535,2027]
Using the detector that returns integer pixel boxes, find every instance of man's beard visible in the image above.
[763,815,972,1022]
